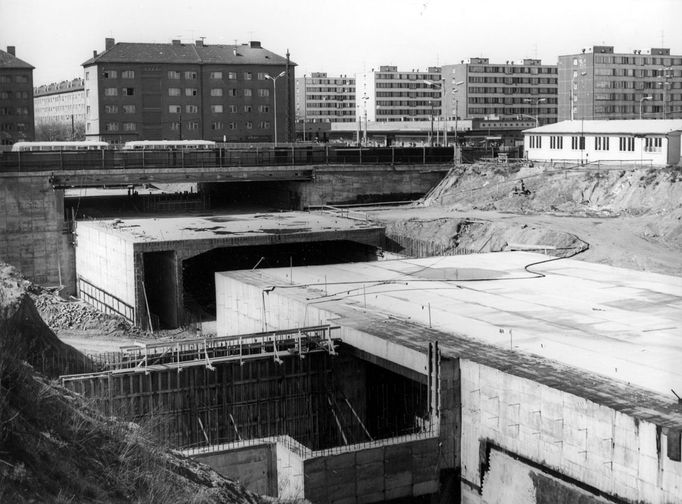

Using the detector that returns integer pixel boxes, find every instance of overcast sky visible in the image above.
[1,0,680,85]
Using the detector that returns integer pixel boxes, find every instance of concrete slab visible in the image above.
[216,252,682,402]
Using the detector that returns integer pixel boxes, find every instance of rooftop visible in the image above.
[77,211,383,246]
[82,40,294,67]
[525,119,682,136]
[0,48,33,70]
[219,252,682,400]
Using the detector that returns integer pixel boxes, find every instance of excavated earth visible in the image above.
[0,263,268,504]
[371,162,682,276]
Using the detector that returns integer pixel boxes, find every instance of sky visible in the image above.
[1,0,681,85]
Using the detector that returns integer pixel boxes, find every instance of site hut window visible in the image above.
[185,71,198,80]
[123,105,136,114]
[168,88,181,96]
[594,136,610,151]
[168,71,181,80]
[210,88,223,97]
[122,70,135,79]
[571,136,581,150]
[210,71,223,80]
[103,70,117,79]
[549,135,563,149]
[528,135,541,149]
[211,105,223,113]
[645,137,663,152]
[619,136,635,152]
[104,87,118,96]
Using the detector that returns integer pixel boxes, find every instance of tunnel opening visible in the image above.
[182,240,380,326]
[142,250,179,329]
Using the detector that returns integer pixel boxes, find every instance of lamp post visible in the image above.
[523,97,546,127]
[639,96,652,120]
[265,71,286,146]
[302,74,307,142]
[361,93,368,146]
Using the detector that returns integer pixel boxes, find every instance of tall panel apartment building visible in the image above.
[357,66,442,122]
[0,46,34,145]
[295,73,355,124]
[83,38,295,143]
[558,45,682,121]
[34,78,85,125]
[441,58,558,125]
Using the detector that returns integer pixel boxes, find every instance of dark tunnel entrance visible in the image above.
[182,240,380,326]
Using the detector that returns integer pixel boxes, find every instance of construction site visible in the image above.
[1,149,682,503]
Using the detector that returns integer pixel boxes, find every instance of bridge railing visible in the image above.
[0,146,456,173]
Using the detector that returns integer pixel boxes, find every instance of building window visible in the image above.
[0,76,10,83]
[123,105,136,113]
[104,105,118,113]
[123,122,136,131]
[549,136,563,149]
[228,89,238,97]
[645,137,663,152]
[122,70,135,79]
[85,71,90,80]
[185,71,198,80]
[229,122,236,130]
[211,121,223,130]
[258,88,270,97]
[187,121,199,130]
[169,105,181,113]
[122,88,135,96]
[104,88,118,96]
[258,105,270,113]
[594,136,610,151]
[186,105,198,113]
[244,89,252,97]
[210,71,223,79]
[619,137,635,151]
[15,107,29,115]
[244,72,252,80]
[168,71,181,80]
[210,88,223,97]
[529,135,541,149]
[170,122,180,130]
[570,136,582,150]
[168,88,181,96]
[257,72,266,80]
[244,105,253,112]
[211,105,223,113]
[259,121,271,129]
[103,70,117,79]
[229,105,238,113]
[227,72,237,80]
[246,121,253,129]
[185,88,198,96]
[105,122,119,131]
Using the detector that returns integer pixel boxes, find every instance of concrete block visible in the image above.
[326,452,356,470]
[356,446,384,465]
[357,474,384,494]
[384,484,412,501]
[385,470,412,489]
[413,480,439,496]
[357,491,385,504]
[326,480,356,500]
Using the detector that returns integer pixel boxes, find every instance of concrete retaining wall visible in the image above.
[461,359,682,503]
[0,174,74,291]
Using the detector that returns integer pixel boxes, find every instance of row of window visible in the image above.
[468,66,557,75]
[531,135,663,152]
[467,86,558,95]
[595,67,682,78]
[0,107,30,115]
[0,91,30,99]
[468,97,558,105]
[0,122,28,131]
[101,87,272,98]
[101,104,272,114]
[594,93,682,101]
[302,87,355,93]
[468,76,558,85]
[594,80,682,90]
[592,55,682,66]
[103,120,272,132]
[375,73,441,81]
[377,100,441,107]
[306,103,355,109]
[467,107,558,115]
[0,75,29,83]
[95,70,271,81]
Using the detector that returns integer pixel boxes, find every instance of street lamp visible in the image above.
[265,71,286,146]
[639,96,652,120]
[523,98,546,127]
[302,74,307,142]
[425,79,463,147]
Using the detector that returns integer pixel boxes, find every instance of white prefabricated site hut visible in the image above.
[523,119,682,166]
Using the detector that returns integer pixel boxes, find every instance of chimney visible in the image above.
[195,39,203,47]
[105,38,115,51]
[7,46,15,56]
[172,39,181,45]
[93,50,98,58]
[249,41,261,49]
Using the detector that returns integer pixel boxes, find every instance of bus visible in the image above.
[11,141,109,152]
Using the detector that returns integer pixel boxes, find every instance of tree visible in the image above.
[35,119,85,141]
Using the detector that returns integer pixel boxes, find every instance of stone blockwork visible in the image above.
[0,173,73,291]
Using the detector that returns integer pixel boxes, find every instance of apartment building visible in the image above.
[357,66,442,122]
[558,45,682,121]
[295,73,355,125]
[83,38,295,143]
[441,58,558,125]
[0,46,34,145]
[34,78,85,125]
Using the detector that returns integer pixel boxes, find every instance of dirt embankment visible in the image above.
[373,162,682,275]
[0,264,266,504]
